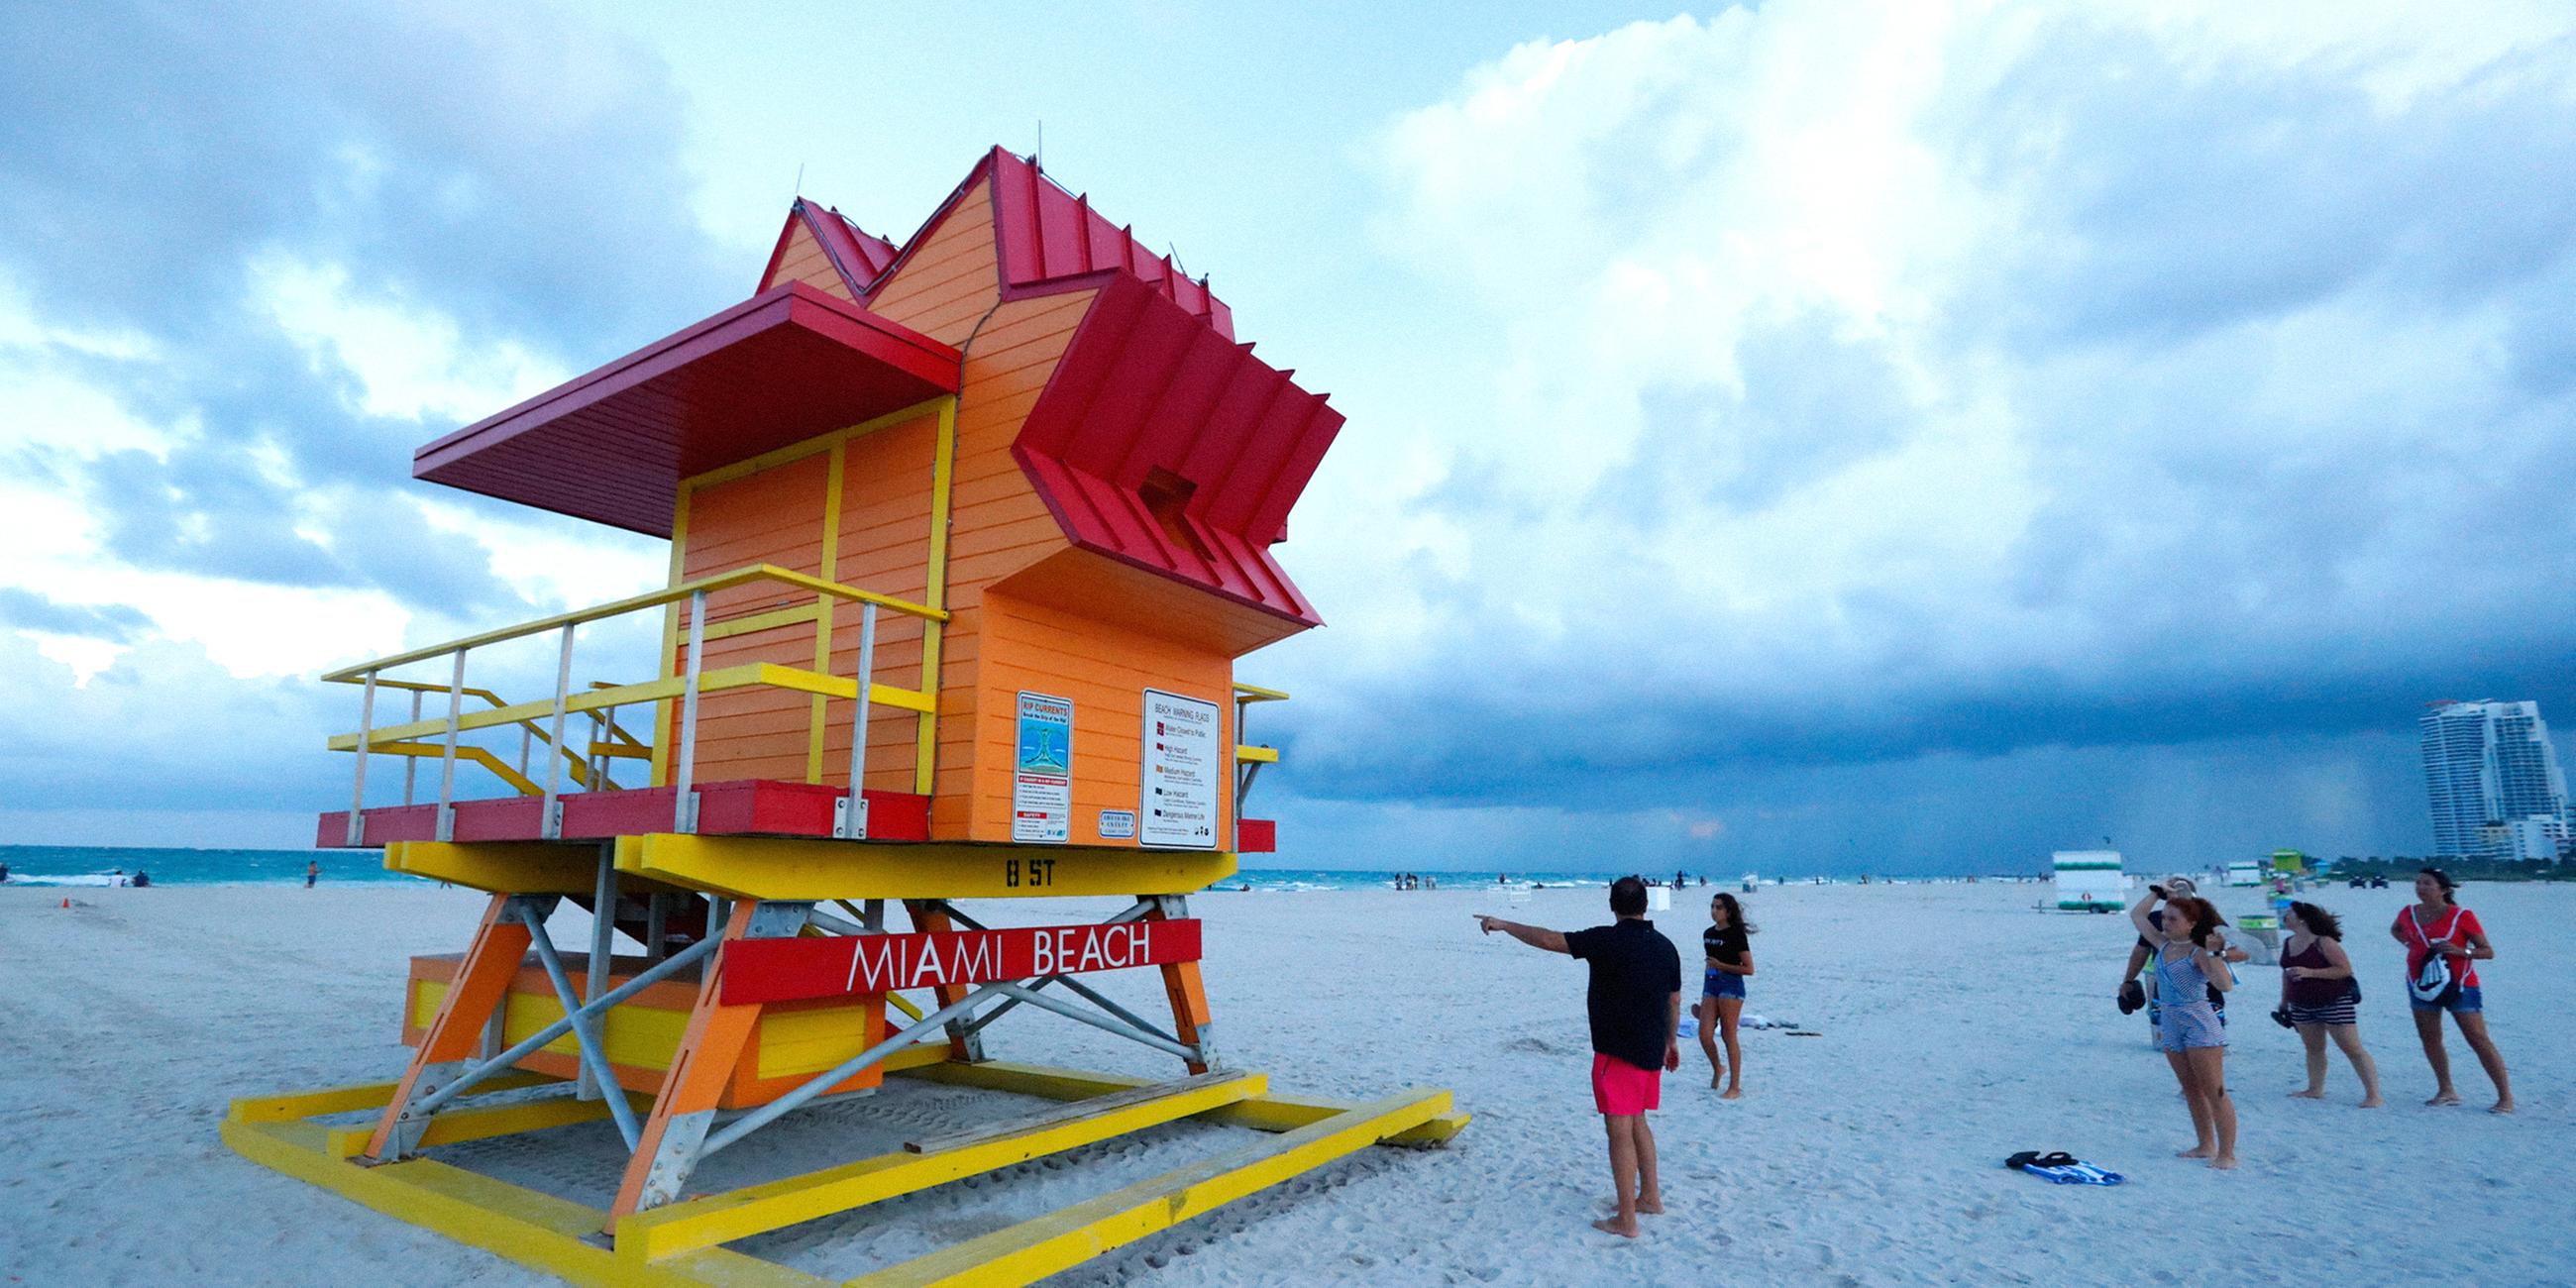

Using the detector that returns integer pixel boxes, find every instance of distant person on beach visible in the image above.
[2276,901,2378,1107]
[305,859,319,889]
[1697,892,1755,1098]
[2392,868,2513,1113]
[2132,886,2238,1169]
[132,870,151,889]
[1475,876,1682,1238]
[0,860,10,882]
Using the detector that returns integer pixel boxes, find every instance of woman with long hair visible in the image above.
[2132,887,2237,1168]
[1697,892,1755,1099]
[2391,868,2514,1113]
[2279,902,2381,1107]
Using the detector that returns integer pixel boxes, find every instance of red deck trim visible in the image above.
[316,780,932,849]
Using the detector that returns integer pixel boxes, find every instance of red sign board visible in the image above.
[719,918,1202,1006]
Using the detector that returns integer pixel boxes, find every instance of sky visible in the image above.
[5,1,2575,874]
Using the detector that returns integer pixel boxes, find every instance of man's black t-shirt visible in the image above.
[1564,917,1683,1071]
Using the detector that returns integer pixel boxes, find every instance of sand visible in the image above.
[3,878,2570,1285]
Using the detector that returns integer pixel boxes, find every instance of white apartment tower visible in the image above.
[2419,699,2571,860]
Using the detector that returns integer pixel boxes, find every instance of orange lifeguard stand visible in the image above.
[221,149,1464,1287]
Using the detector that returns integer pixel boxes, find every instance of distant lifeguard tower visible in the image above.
[222,148,1463,1287]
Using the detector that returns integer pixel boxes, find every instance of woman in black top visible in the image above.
[1697,893,1756,1098]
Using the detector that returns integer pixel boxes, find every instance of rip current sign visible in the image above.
[1140,689,1220,849]
[1013,692,1072,843]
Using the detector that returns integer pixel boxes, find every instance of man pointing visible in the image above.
[1477,875,1683,1237]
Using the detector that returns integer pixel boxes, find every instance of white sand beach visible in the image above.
[4,878,2571,1285]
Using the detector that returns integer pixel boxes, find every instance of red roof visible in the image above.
[873,148,1233,338]
[1012,273,1337,626]
[414,283,959,537]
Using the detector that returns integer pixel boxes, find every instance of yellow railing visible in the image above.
[329,564,947,844]
[323,677,636,795]
[1232,684,1288,847]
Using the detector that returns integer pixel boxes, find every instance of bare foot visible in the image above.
[1720,1087,1743,1100]
[2426,1091,2463,1107]
[1638,1195,1665,1215]
[1709,1076,1725,1090]
[2209,1155,2238,1170]
[2288,1089,2324,1100]
[2176,1145,2215,1159]
[2359,1096,2384,1108]
[2492,1099,2516,1115]
[1592,1217,1639,1238]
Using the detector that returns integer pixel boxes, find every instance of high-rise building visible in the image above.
[2419,699,2571,860]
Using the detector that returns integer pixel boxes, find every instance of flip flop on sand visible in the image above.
[2004,1152,2124,1186]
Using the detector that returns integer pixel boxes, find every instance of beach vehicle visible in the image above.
[2050,850,2127,912]
[2225,859,2265,887]
[222,148,1464,1287]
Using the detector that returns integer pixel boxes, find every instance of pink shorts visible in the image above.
[1590,1052,1662,1116]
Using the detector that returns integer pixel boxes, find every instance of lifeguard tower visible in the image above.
[222,148,1464,1287]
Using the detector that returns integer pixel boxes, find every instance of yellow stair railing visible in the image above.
[326,563,947,845]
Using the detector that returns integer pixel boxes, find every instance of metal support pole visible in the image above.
[583,843,617,1101]
[644,893,668,962]
[346,670,377,847]
[700,981,1014,1157]
[946,901,1152,1034]
[542,623,575,840]
[991,982,1205,1062]
[520,902,642,1149]
[835,602,878,839]
[409,934,716,1121]
[674,590,706,833]
[435,648,468,842]
[401,690,422,805]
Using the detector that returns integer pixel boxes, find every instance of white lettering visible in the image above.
[959,933,999,981]
[1076,929,1105,973]
[851,938,898,992]
[908,938,943,988]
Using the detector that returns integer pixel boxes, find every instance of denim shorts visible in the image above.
[1703,970,1745,1000]
[2410,984,2484,1015]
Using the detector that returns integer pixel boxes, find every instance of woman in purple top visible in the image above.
[2277,902,2381,1108]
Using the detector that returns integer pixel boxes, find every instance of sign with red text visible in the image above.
[719,918,1202,1006]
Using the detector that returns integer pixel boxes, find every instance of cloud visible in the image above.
[1254,2,2576,865]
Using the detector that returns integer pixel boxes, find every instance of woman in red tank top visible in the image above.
[2277,903,2380,1107]
[2389,869,2514,1114]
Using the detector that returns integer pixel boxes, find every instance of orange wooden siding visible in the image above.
[767,222,857,301]
[652,171,1263,849]
[965,590,1234,846]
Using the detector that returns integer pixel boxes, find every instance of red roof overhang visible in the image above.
[1013,273,1338,628]
[414,282,960,537]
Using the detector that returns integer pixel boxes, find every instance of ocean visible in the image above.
[0,845,1679,893]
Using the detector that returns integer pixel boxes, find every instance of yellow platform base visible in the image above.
[222,1063,1468,1287]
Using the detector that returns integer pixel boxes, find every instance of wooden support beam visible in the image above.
[895,1060,1472,1146]
[614,835,1237,902]
[366,896,533,1160]
[613,1070,1265,1264]
[385,840,602,895]
[901,1070,1244,1154]
[847,1089,1454,1287]
[608,903,765,1227]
